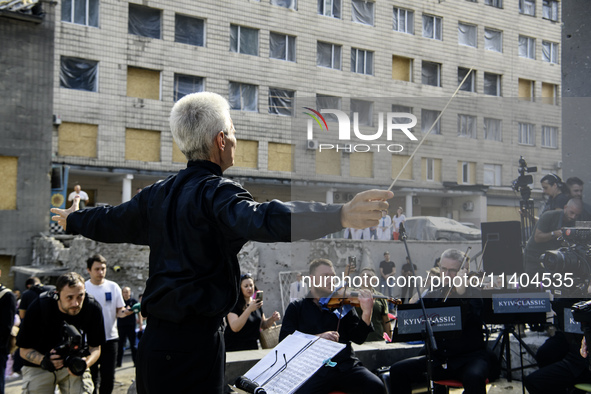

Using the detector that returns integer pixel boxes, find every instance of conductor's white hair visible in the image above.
[169,92,232,161]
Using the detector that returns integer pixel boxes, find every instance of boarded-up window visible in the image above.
[58,122,98,158]
[268,142,293,172]
[0,255,14,288]
[392,55,412,81]
[350,152,373,178]
[235,139,258,168]
[518,78,534,101]
[127,67,160,100]
[125,128,161,162]
[392,155,412,180]
[542,82,557,105]
[316,149,341,175]
[0,156,17,210]
[172,141,187,163]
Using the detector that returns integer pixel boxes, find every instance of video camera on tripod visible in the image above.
[511,156,537,200]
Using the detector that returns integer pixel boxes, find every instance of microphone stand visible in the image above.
[398,223,438,394]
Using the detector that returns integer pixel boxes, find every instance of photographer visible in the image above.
[16,272,105,394]
[524,198,583,276]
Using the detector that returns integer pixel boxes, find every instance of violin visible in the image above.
[323,287,402,310]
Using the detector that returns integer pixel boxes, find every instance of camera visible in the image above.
[53,323,90,376]
[541,227,591,297]
[511,156,537,199]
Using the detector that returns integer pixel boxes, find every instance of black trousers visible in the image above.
[295,362,385,394]
[117,324,137,366]
[91,339,119,394]
[136,317,224,394]
[389,352,490,394]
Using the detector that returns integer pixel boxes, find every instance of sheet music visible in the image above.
[243,331,316,384]
[263,337,345,393]
[241,331,346,394]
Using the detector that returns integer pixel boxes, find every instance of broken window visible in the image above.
[270,32,296,62]
[351,48,373,75]
[317,41,342,70]
[458,67,475,92]
[229,82,258,112]
[268,88,295,116]
[484,72,501,96]
[542,0,558,21]
[458,22,477,47]
[128,4,161,39]
[422,61,441,87]
[351,0,374,26]
[484,28,502,52]
[174,74,204,102]
[60,56,98,92]
[230,25,259,56]
[175,14,204,47]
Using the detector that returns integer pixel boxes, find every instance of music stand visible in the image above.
[482,290,550,383]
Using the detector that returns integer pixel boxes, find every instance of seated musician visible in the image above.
[279,258,385,394]
[388,249,495,394]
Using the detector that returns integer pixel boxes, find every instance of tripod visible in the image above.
[520,198,536,249]
[491,324,538,384]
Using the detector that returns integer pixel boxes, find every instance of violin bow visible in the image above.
[336,259,354,333]
[388,68,474,192]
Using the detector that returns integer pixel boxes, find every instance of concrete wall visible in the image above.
[561,1,591,206]
[0,3,56,288]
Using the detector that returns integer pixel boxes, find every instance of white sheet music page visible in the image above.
[242,331,317,385]
[257,331,346,394]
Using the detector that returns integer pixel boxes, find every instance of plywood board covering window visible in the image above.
[127,67,160,99]
[58,122,98,158]
[268,142,293,172]
[392,155,412,180]
[235,139,258,168]
[392,55,412,81]
[0,156,18,210]
[316,149,341,175]
[350,152,373,178]
[125,128,161,162]
[172,141,187,163]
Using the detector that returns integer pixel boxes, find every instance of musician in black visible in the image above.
[388,249,495,394]
[279,258,384,394]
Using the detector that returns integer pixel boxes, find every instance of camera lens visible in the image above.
[65,356,87,376]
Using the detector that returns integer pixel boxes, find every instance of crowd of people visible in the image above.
[344,206,406,241]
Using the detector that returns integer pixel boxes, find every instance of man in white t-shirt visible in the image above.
[85,254,132,394]
[68,184,90,209]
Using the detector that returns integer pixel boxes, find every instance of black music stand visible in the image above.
[482,290,549,384]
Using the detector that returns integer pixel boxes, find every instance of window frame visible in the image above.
[541,125,558,148]
[458,114,477,138]
[393,6,414,34]
[484,72,502,96]
[458,67,475,92]
[351,0,375,26]
[351,48,374,75]
[421,109,442,135]
[519,0,536,16]
[422,14,442,41]
[173,74,204,102]
[458,22,477,48]
[542,40,559,64]
[422,61,442,87]
[229,82,258,112]
[268,88,295,116]
[484,0,503,8]
[317,41,342,70]
[484,117,502,141]
[318,0,342,19]
[542,0,559,21]
[269,32,296,62]
[230,24,259,56]
[426,158,435,181]
[483,163,502,186]
[484,27,503,53]
[61,0,99,27]
[518,35,536,59]
[174,14,205,47]
[60,56,99,92]
[518,122,535,146]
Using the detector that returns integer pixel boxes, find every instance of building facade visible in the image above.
[51,0,562,229]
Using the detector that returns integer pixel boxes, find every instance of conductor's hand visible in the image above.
[341,190,394,229]
[50,197,80,231]
[317,331,340,342]
[581,337,588,359]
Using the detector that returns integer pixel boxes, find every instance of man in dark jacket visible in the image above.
[51,92,393,393]
[0,269,16,394]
